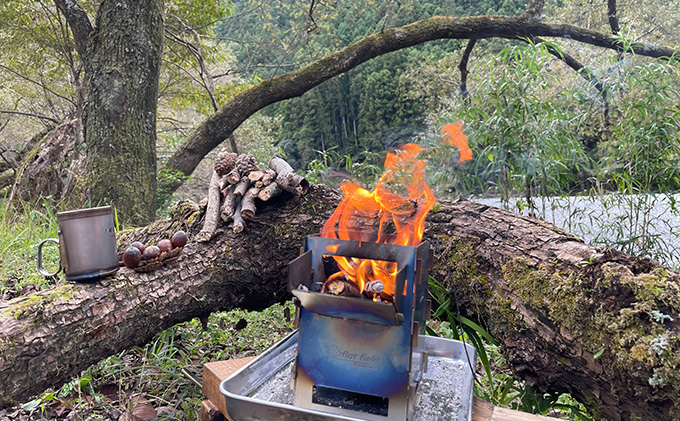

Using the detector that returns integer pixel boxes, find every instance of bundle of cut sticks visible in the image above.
[196,150,309,241]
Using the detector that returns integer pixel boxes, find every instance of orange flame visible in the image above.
[441,121,472,162]
[321,144,436,295]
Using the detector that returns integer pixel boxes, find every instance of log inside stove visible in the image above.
[320,255,389,301]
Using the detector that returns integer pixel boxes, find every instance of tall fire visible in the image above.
[220,127,478,421]
[321,143,437,299]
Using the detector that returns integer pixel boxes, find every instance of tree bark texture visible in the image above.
[8,121,76,205]
[0,127,52,197]
[159,14,678,195]
[1,184,680,421]
[60,0,164,226]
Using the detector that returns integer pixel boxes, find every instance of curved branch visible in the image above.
[160,14,679,194]
[0,109,61,125]
[532,38,607,97]
[458,39,477,105]
[53,0,93,64]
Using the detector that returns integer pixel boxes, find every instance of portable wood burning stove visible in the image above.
[287,234,431,420]
[219,142,476,420]
[218,233,476,420]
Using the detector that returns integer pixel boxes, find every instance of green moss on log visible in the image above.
[434,233,523,335]
[1,284,74,321]
[502,257,680,415]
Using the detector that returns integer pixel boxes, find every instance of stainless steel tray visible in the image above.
[219,330,476,421]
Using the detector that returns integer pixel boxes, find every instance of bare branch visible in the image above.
[0,109,61,125]
[607,0,620,35]
[166,14,220,111]
[0,64,76,106]
[53,0,93,63]
[307,0,318,33]
[380,0,396,32]
[458,39,477,105]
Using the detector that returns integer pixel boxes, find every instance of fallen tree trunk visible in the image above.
[1,184,679,420]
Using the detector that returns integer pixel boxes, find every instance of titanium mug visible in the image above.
[37,206,119,281]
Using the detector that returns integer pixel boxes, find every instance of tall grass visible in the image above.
[0,200,62,298]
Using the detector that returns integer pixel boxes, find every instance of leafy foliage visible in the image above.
[215,0,526,170]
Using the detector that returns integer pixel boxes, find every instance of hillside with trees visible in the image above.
[215,0,526,169]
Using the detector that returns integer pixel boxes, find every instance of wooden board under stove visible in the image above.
[201,358,554,421]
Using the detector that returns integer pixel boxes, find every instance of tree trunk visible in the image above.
[1,184,679,420]
[426,200,680,421]
[7,121,76,205]
[58,0,164,226]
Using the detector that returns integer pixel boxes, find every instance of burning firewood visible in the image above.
[268,157,309,196]
[321,277,362,298]
[197,170,222,242]
[362,280,385,296]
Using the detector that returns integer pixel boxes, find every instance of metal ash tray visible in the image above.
[219,330,476,421]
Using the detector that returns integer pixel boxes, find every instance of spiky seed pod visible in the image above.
[214,150,238,176]
[234,153,258,176]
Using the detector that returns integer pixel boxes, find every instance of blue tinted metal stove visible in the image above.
[288,235,431,421]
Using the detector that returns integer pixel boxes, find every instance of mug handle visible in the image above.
[37,238,62,277]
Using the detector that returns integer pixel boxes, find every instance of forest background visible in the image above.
[4,0,680,265]
[2,0,680,419]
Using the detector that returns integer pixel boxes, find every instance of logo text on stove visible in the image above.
[330,345,381,368]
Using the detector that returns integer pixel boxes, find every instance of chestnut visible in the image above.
[143,245,161,260]
[158,239,172,253]
[130,241,145,253]
[171,230,188,248]
[123,246,143,268]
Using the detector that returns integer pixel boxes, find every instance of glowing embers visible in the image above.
[321,255,390,301]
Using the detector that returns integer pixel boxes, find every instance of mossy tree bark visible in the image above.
[1,184,679,420]
[426,200,680,421]
[56,0,163,226]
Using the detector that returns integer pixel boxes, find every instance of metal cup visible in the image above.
[37,206,119,281]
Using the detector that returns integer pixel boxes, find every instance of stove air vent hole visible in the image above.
[312,385,389,416]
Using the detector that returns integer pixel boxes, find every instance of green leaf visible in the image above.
[21,399,41,411]
[458,315,500,346]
